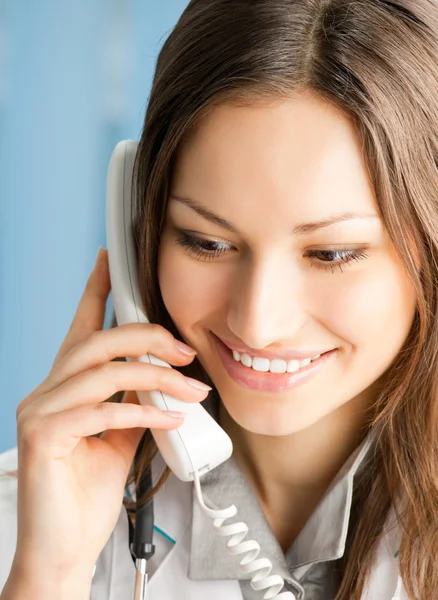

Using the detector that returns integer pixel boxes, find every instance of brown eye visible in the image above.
[306,248,369,273]
[175,232,232,260]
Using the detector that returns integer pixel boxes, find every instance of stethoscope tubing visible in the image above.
[131,438,155,600]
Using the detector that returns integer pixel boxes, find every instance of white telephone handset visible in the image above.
[106,140,233,482]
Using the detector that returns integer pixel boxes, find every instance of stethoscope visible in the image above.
[129,438,156,600]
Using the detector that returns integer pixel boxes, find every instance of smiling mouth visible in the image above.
[229,348,326,374]
[210,333,337,392]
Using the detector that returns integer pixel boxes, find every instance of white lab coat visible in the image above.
[0,447,409,599]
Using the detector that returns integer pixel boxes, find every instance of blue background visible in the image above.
[0,1,189,453]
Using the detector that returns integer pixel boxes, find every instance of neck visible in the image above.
[218,388,376,550]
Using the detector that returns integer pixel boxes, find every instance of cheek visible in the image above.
[316,256,416,357]
[157,243,228,335]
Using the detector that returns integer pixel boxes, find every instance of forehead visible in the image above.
[170,95,379,230]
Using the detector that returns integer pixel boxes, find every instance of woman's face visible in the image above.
[158,94,417,436]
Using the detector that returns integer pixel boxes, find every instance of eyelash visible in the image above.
[174,232,369,273]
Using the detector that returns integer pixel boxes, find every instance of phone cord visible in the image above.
[193,472,296,600]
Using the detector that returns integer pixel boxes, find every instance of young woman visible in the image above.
[1,0,438,598]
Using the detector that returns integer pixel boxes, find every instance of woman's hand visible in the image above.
[9,247,210,587]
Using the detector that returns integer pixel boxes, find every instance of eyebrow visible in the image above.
[169,195,379,235]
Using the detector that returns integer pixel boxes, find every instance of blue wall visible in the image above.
[0,1,189,453]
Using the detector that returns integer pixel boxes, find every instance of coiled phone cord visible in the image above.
[193,471,296,600]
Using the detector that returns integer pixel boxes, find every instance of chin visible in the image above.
[222,400,324,437]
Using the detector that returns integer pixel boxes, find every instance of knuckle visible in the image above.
[94,361,121,396]
[98,360,115,377]
[139,404,160,420]
[15,391,40,422]
[86,330,111,363]
[146,323,173,343]
[93,401,117,429]
[19,416,44,447]
[158,364,183,391]
[152,364,168,388]
[87,329,104,349]
[16,397,29,419]
[70,318,94,344]
[147,323,165,334]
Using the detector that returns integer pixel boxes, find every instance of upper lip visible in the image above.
[213,334,334,361]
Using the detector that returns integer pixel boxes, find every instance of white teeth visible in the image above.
[252,357,270,372]
[299,358,311,368]
[231,349,323,373]
[240,353,252,367]
[269,359,287,373]
[286,360,300,373]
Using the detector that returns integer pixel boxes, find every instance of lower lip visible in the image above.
[211,334,336,392]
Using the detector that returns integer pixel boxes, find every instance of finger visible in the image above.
[24,360,211,416]
[52,247,111,369]
[40,323,197,396]
[100,391,148,465]
[99,426,147,469]
[20,402,186,460]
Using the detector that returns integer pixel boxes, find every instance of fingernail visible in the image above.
[164,411,186,419]
[175,340,197,355]
[184,377,212,392]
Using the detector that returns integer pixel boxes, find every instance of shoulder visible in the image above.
[0,448,18,593]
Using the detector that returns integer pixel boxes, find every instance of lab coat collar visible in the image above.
[287,431,376,569]
[188,431,376,582]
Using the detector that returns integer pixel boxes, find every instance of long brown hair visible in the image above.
[113,1,438,597]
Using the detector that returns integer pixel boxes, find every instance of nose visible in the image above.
[226,256,308,350]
